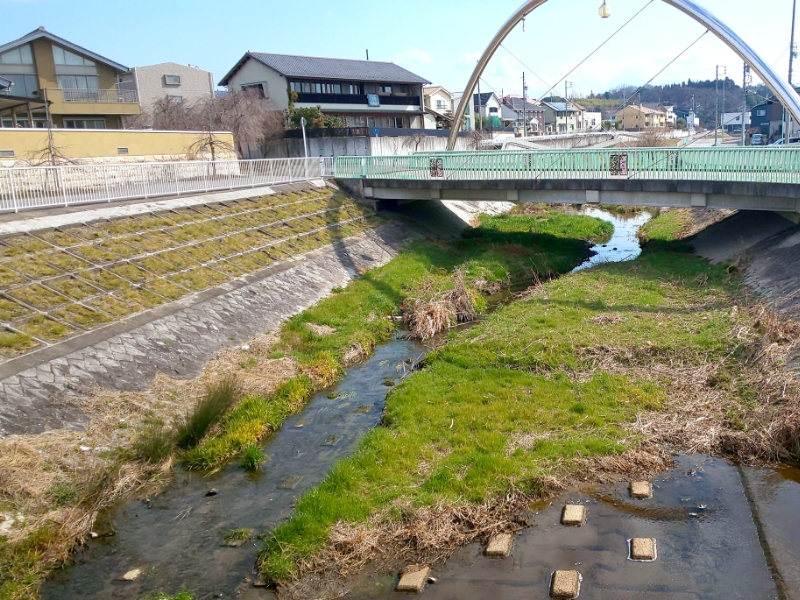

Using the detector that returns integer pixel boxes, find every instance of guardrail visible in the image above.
[334,148,800,185]
[0,157,333,213]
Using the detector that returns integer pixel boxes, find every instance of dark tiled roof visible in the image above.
[0,27,128,72]
[220,52,429,86]
[503,97,544,113]
[473,92,496,105]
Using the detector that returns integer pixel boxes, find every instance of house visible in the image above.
[614,104,667,130]
[219,52,429,130]
[722,112,751,134]
[473,92,503,129]
[573,104,602,131]
[452,92,473,132]
[0,27,139,129]
[423,86,454,129]
[118,63,215,114]
[541,101,582,134]
[502,96,545,135]
[675,108,699,129]
[642,102,676,126]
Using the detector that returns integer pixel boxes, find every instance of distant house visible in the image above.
[423,86,454,130]
[722,112,751,134]
[452,92,473,131]
[219,52,430,130]
[675,108,699,129]
[573,104,602,131]
[750,100,784,141]
[473,92,502,128]
[502,96,545,135]
[642,102,676,126]
[614,104,667,130]
[541,101,582,134]
[118,63,215,114]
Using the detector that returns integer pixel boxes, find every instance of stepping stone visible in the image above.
[118,568,142,582]
[322,435,341,446]
[353,404,372,414]
[630,481,653,499]
[485,532,513,558]
[561,504,586,526]
[630,538,657,561]
[550,570,581,599]
[397,565,430,593]
[277,476,303,490]
[294,419,311,428]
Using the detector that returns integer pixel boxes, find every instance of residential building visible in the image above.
[614,104,667,130]
[502,96,545,135]
[452,92,473,132]
[722,112,751,133]
[642,102,676,126]
[675,108,699,129]
[750,100,784,141]
[219,52,429,130]
[423,85,454,130]
[575,105,602,131]
[118,62,215,114]
[541,101,582,133]
[473,92,503,129]
[0,27,139,129]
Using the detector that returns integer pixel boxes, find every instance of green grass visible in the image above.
[224,528,253,544]
[0,526,59,600]
[257,238,747,582]
[638,209,691,248]
[176,378,241,451]
[132,426,175,464]
[139,592,194,600]
[239,445,266,471]
[46,483,78,507]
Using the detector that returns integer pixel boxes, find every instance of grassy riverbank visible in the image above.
[258,211,800,591]
[0,208,611,600]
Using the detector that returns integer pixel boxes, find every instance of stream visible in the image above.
[42,208,800,599]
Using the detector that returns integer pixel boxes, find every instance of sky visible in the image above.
[2,0,798,100]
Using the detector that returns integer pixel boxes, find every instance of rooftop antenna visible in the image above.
[366,49,370,61]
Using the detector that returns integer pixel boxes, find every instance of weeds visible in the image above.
[176,378,241,451]
[239,445,266,471]
[132,426,175,464]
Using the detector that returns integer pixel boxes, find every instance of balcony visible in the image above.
[295,93,421,107]
[44,88,141,116]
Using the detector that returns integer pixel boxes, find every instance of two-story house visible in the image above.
[219,52,429,130]
[614,105,667,131]
[473,92,502,129]
[501,96,545,135]
[0,27,139,129]
[541,101,582,134]
[423,86,454,129]
[118,63,215,116]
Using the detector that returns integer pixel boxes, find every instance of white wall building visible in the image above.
[119,62,215,114]
[220,52,429,130]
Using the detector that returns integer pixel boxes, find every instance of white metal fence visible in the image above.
[0,157,334,213]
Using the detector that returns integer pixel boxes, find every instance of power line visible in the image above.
[621,30,710,107]
[537,0,656,100]
[498,44,554,92]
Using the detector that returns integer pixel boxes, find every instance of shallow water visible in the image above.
[348,456,797,600]
[43,335,427,600]
[572,208,653,273]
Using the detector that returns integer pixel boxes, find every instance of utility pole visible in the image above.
[742,63,749,146]
[721,69,727,138]
[522,72,528,138]
[715,65,725,145]
[788,0,798,140]
[477,79,482,132]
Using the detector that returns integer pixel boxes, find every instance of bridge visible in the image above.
[335,148,800,215]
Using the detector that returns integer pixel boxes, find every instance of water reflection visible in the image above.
[572,208,653,273]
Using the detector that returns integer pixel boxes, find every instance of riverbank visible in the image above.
[259,208,800,598]
[1,205,611,599]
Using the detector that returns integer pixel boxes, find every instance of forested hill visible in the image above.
[576,79,772,126]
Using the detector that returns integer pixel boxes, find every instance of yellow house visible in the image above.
[615,105,667,131]
[0,27,140,130]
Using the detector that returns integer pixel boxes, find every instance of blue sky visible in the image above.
[3,0,796,98]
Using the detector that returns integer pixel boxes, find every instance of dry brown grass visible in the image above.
[404,270,478,341]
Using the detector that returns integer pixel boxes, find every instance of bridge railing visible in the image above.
[0,157,334,214]
[334,148,800,185]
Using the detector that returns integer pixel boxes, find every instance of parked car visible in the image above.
[751,134,764,146]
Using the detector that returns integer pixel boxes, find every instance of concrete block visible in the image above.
[561,504,586,526]
[630,538,657,561]
[691,193,707,207]
[586,190,601,204]
[550,570,581,598]
[397,565,430,593]
[630,481,653,499]
[507,190,519,202]
[118,568,142,581]
[485,533,513,557]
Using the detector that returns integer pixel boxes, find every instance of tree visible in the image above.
[676,117,687,130]
[289,106,345,130]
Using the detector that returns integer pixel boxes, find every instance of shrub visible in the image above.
[239,445,265,471]
[176,377,241,450]
[132,426,175,464]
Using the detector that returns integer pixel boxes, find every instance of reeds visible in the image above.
[404,270,478,341]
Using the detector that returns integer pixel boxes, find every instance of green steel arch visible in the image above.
[448,0,800,150]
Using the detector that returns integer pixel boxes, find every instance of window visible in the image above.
[435,100,446,109]
[241,83,266,98]
[489,107,498,114]
[0,45,33,65]
[757,109,767,117]
[57,75,100,90]
[117,147,129,155]
[53,46,95,67]
[379,84,392,94]
[64,119,106,129]
[394,117,405,128]
[0,150,15,158]
[348,83,363,95]
[0,74,39,97]
[164,75,181,85]
[168,95,183,103]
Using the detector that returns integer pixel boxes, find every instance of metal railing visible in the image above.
[0,157,334,213]
[60,88,139,104]
[334,147,800,185]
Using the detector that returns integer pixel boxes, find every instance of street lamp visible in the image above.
[599,1,611,18]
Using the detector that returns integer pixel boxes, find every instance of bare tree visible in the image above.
[631,128,669,148]
[469,128,488,150]
[402,131,429,153]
